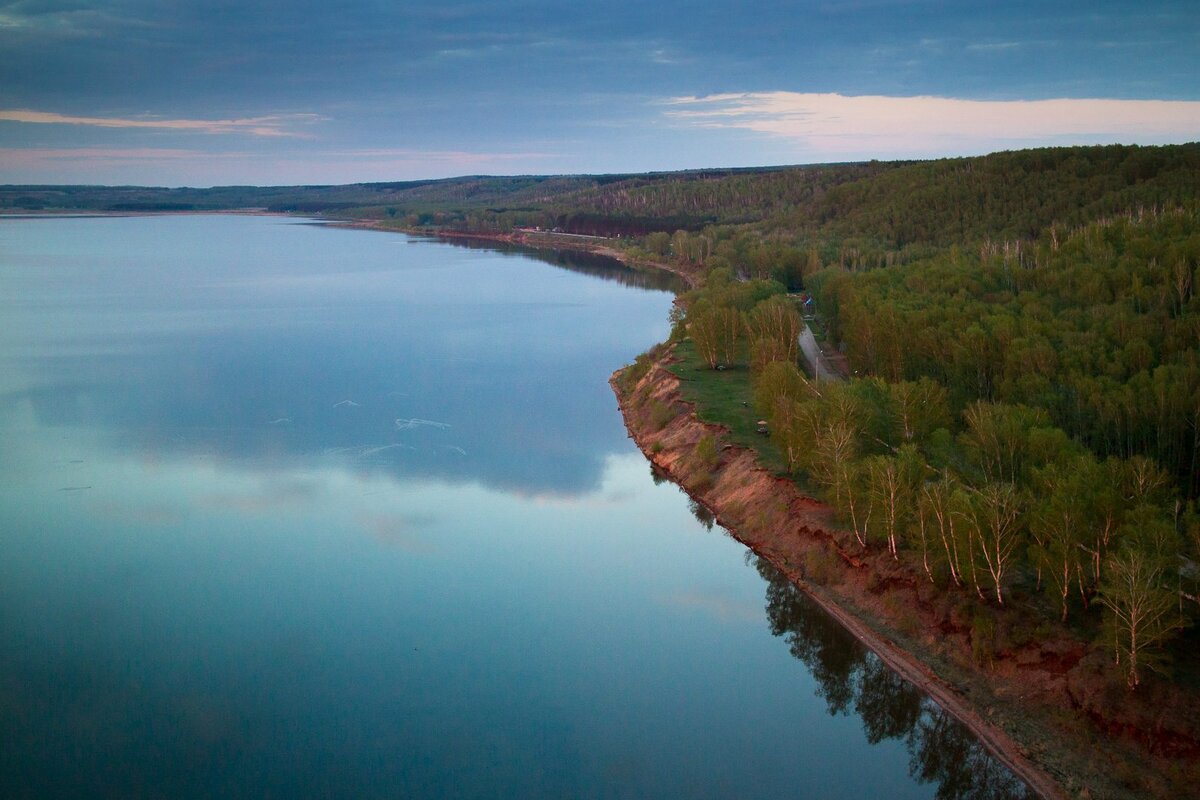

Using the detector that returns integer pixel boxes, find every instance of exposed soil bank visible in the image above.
[612,347,1200,800]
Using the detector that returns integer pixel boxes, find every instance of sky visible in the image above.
[1,0,1198,186]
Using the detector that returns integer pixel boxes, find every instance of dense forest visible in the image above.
[613,145,1200,695]
[668,266,1195,689]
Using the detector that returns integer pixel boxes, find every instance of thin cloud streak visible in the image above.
[0,147,225,162]
[664,92,1200,157]
[965,41,1025,52]
[0,109,324,137]
[0,146,563,186]
[328,148,560,162]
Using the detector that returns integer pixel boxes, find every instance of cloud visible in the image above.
[0,144,562,185]
[200,478,319,514]
[965,41,1025,52]
[663,92,1200,158]
[356,513,439,552]
[0,109,324,137]
[661,589,760,623]
[0,147,253,184]
[0,147,253,181]
[0,146,553,166]
[328,147,559,164]
[0,146,227,162]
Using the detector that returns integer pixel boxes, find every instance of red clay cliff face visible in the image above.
[612,351,1200,800]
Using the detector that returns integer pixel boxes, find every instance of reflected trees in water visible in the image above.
[432,235,688,293]
[688,497,716,530]
[754,556,1037,800]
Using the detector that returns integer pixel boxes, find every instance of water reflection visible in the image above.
[429,234,688,293]
[0,216,676,497]
[2,337,625,495]
[754,556,1036,800]
[687,497,717,530]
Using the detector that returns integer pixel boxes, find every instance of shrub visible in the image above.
[694,434,720,471]
[883,592,922,636]
[649,400,675,431]
[803,546,842,585]
[617,351,653,394]
[971,612,996,667]
[865,570,885,593]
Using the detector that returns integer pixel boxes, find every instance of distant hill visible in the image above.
[5,144,1197,252]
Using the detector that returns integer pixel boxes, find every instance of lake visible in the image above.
[0,215,1032,798]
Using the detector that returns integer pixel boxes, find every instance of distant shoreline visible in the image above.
[332,220,702,290]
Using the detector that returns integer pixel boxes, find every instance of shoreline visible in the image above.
[345,217,1184,797]
[338,220,1054,788]
[610,351,1070,800]
[330,221,702,289]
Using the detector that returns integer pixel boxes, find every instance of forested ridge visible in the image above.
[8,142,1197,246]
[600,148,1200,800]
[612,144,1200,707]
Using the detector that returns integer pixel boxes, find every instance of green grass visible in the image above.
[667,339,791,476]
[804,312,831,344]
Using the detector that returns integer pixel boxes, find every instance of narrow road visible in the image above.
[799,327,843,381]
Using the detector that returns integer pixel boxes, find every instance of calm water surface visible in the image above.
[0,216,1032,798]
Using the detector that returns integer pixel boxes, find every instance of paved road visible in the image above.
[799,327,843,381]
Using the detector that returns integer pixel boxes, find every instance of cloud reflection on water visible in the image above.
[0,215,678,498]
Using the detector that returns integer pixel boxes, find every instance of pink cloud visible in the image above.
[0,109,324,137]
[664,92,1200,157]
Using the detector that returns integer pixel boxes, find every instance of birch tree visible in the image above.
[1099,512,1185,689]
[865,445,926,559]
[687,303,742,369]
[918,477,969,587]
[814,421,867,546]
[966,482,1025,606]
[1029,459,1091,621]
[747,295,803,366]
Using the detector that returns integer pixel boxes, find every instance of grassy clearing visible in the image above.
[666,339,791,476]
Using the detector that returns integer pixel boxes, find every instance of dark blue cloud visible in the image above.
[5,0,1196,106]
[1,0,1197,184]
